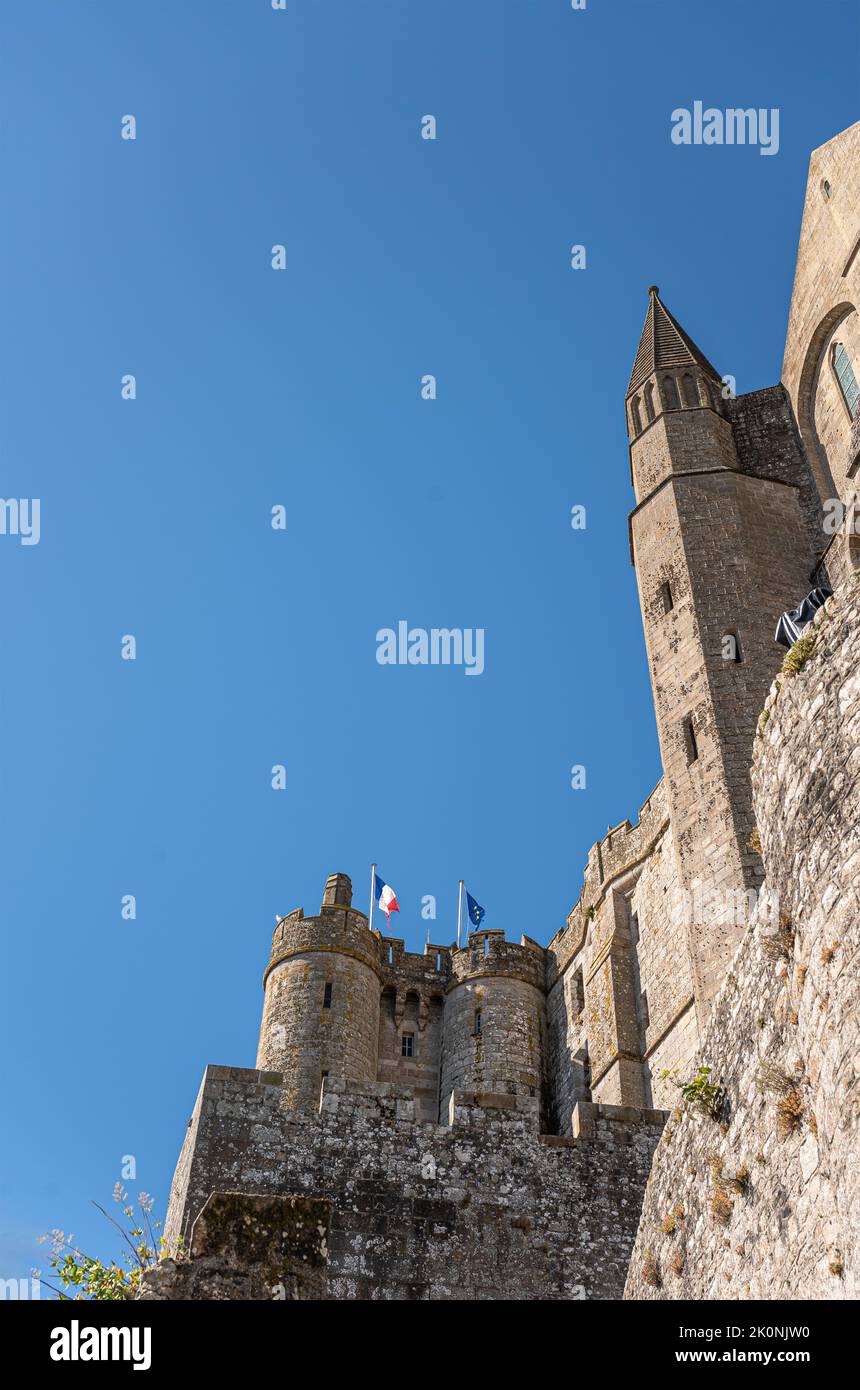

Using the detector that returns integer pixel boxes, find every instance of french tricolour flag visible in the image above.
[374,873,399,921]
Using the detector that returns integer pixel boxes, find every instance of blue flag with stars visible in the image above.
[466,890,485,928]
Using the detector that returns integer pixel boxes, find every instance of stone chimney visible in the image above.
[321,872,352,908]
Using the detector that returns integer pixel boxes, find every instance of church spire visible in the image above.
[627,286,722,398]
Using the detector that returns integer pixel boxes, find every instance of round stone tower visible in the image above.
[440,930,547,1117]
[256,872,384,1113]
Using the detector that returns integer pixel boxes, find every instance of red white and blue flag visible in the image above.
[374,873,399,921]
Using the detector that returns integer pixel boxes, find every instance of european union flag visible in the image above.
[466,891,485,928]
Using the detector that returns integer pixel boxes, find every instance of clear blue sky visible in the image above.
[1,0,857,1286]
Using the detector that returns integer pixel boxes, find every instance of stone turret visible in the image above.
[440,930,547,1124]
[256,873,382,1112]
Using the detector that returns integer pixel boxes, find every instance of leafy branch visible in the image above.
[38,1184,181,1301]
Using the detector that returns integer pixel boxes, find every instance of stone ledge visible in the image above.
[452,1089,517,1110]
[203,1064,265,1085]
[446,1088,540,1130]
[572,1101,667,1141]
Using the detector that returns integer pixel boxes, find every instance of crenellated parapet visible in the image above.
[449,929,545,991]
[546,780,668,988]
[265,904,380,985]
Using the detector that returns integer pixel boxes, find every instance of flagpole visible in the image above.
[457,879,464,948]
[369,863,377,934]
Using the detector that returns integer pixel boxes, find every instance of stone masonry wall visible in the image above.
[629,405,738,507]
[546,970,589,1136]
[164,1070,664,1300]
[545,780,697,1128]
[625,581,860,1300]
[377,989,444,1124]
[728,385,824,565]
[628,824,698,1109]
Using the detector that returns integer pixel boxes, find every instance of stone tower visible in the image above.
[441,930,547,1122]
[256,872,382,1112]
[626,288,816,1019]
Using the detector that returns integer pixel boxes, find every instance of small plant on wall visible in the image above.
[660,1065,724,1120]
[641,1250,661,1288]
[709,1188,734,1227]
[757,1061,807,1139]
[781,633,815,679]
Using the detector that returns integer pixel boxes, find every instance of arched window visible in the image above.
[630,395,642,435]
[682,372,698,407]
[643,382,655,422]
[832,342,860,418]
[661,375,680,410]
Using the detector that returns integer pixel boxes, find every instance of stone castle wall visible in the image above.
[545,779,697,1126]
[164,1067,664,1300]
[628,823,698,1108]
[625,581,860,1300]
[728,385,824,559]
[377,988,444,1125]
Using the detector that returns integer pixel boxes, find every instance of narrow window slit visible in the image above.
[684,716,699,764]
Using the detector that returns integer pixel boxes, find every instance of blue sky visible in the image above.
[1,0,857,1286]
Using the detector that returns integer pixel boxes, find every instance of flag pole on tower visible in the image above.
[457,879,464,948]
[369,862,377,934]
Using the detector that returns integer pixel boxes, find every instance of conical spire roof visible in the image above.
[626,286,722,398]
